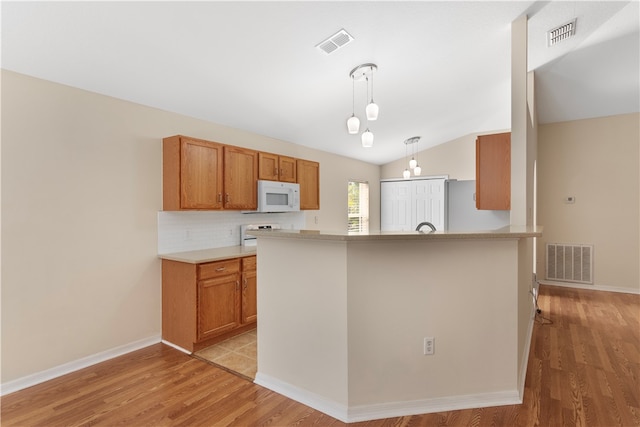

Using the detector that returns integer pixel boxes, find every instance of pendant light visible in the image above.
[347,63,379,147]
[365,68,379,121]
[403,136,422,178]
[403,139,411,179]
[413,137,421,175]
[362,128,374,147]
[346,75,360,134]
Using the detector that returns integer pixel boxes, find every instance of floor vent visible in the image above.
[546,243,593,284]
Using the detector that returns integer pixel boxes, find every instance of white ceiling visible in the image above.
[2,1,638,165]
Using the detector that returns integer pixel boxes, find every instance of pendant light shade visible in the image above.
[361,129,374,147]
[409,158,417,169]
[366,102,379,121]
[403,169,411,179]
[414,165,422,176]
[346,75,360,134]
[347,114,360,134]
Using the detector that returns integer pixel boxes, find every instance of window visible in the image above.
[347,180,369,232]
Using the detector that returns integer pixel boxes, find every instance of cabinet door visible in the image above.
[180,138,224,209]
[476,133,510,210]
[278,156,297,183]
[413,179,446,231]
[297,159,320,210]
[241,256,257,324]
[198,275,239,340]
[258,152,279,181]
[380,181,412,231]
[224,146,258,210]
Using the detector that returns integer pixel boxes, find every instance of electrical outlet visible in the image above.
[424,337,435,355]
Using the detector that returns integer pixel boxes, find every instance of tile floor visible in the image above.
[194,329,257,380]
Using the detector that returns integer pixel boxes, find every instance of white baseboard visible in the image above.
[518,305,536,399]
[539,280,640,295]
[1,334,161,396]
[254,372,349,422]
[161,339,191,354]
[254,372,521,423]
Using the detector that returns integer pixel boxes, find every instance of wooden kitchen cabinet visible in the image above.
[163,135,321,211]
[223,146,258,210]
[241,256,257,324]
[197,259,240,341]
[163,136,224,210]
[258,152,297,183]
[162,255,257,353]
[297,159,320,210]
[476,132,511,210]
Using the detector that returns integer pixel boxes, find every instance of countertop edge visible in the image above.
[158,246,257,264]
[248,226,543,242]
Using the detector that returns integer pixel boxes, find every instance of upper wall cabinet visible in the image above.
[258,152,297,183]
[163,136,224,210]
[223,146,258,210]
[163,135,317,211]
[297,159,320,210]
[476,132,510,210]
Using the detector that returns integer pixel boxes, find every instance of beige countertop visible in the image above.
[158,245,256,264]
[248,225,542,242]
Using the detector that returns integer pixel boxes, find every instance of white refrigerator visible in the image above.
[445,180,510,231]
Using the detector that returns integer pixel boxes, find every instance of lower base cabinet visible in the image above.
[162,255,257,353]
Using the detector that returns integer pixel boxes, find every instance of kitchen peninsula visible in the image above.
[250,226,542,423]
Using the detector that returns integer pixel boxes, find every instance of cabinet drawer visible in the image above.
[198,259,240,280]
[242,256,256,271]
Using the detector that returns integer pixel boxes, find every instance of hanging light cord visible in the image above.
[365,76,370,118]
[351,76,356,115]
[370,66,374,102]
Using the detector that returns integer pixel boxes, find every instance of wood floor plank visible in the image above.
[2,285,639,426]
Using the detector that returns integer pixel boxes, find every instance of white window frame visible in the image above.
[347,180,369,233]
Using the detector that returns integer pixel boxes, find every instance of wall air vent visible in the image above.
[316,29,354,55]
[548,19,576,46]
[546,243,593,284]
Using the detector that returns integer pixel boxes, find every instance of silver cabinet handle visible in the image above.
[215,267,226,272]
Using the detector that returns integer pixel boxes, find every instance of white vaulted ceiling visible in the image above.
[2,1,638,165]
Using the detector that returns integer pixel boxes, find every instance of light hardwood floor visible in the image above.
[2,285,639,426]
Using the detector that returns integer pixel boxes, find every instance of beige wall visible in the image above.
[0,70,380,383]
[380,133,476,181]
[380,129,511,182]
[537,113,640,293]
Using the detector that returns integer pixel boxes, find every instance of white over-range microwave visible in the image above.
[254,180,300,212]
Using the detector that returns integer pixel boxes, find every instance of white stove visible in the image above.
[240,223,281,246]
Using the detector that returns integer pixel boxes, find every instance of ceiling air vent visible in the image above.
[316,29,354,55]
[548,19,576,46]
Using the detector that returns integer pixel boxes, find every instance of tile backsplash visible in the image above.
[158,211,305,254]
